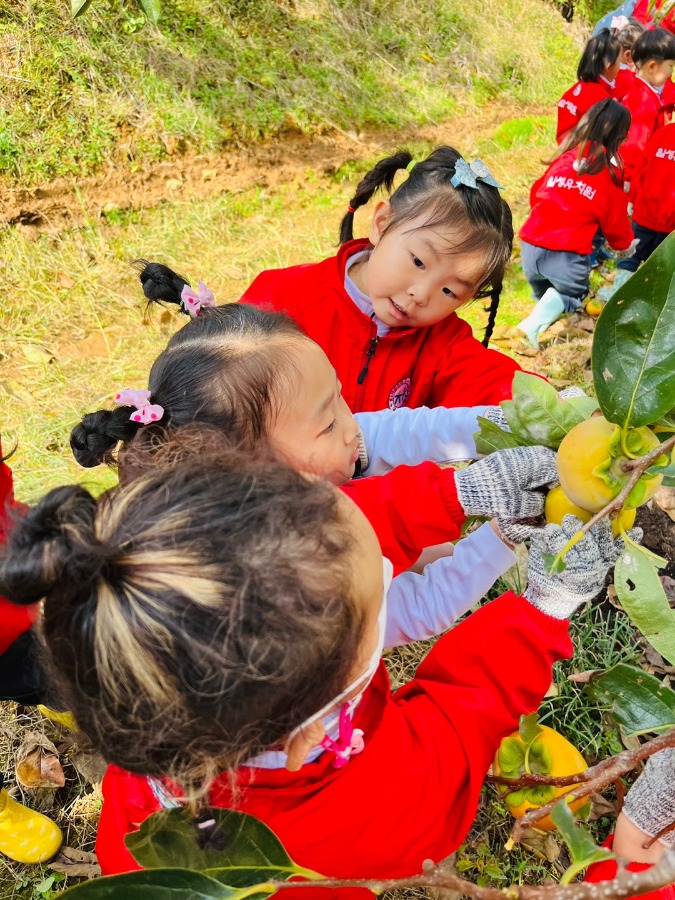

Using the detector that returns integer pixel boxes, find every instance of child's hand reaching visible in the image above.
[525,515,642,619]
[455,445,557,521]
[619,748,675,854]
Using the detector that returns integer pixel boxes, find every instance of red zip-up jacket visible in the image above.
[614,67,636,102]
[95,592,572,889]
[520,150,633,255]
[632,122,675,232]
[622,77,669,194]
[0,442,35,655]
[240,240,520,413]
[556,79,613,143]
[662,77,675,112]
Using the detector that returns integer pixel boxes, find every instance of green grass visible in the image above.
[0,0,581,183]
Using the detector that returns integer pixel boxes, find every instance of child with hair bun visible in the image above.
[516,99,634,347]
[614,19,645,100]
[0,434,643,884]
[239,146,520,414]
[557,29,623,142]
[72,284,559,641]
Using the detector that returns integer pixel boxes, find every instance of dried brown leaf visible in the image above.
[58,271,76,289]
[49,846,101,878]
[653,487,675,523]
[15,731,65,789]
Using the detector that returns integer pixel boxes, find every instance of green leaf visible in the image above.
[525,784,556,806]
[592,232,675,428]
[614,543,675,665]
[551,802,614,884]
[473,417,524,454]
[646,462,675,481]
[509,372,599,449]
[497,736,526,774]
[126,808,319,887]
[72,0,95,15]
[136,0,161,24]
[587,663,675,734]
[61,869,237,898]
[543,551,567,575]
[518,713,542,748]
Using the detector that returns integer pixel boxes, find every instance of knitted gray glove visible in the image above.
[525,515,642,619]
[613,237,639,260]
[455,446,558,519]
[622,749,675,848]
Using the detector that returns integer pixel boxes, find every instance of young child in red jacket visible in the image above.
[240,146,521,414]
[609,121,675,295]
[621,28,675,195]
[517,99,634,347]
[71,293,557,632]
[556,29,622,142]
[0,435,648,889]
[614,18,645,100]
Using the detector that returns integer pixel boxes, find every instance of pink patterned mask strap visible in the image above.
[115,388,165,425]
[319,703,365,769]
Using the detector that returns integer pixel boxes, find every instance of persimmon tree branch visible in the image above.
[270,849,675,899]
[487,728,675,790]
[550,433,675,570]
[511,728,675,840]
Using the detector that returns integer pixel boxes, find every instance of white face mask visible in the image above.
[285,558,392,761]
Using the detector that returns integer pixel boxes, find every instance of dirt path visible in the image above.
[0,102,548,234]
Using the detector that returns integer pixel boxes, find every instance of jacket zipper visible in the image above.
[357,337,379,385]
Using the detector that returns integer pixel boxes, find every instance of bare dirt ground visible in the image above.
[0,102,548,235]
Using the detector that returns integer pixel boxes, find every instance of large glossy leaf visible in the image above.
[507,373,599,449]
[551,802,613,884]
[587,663,675,734]
[136,0,161,23]
[614,544,675,665]
[61,868,236,898]
[592,233,675,428]
[72,0,95,15]
[127,808,319,887]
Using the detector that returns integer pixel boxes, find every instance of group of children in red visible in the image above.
[516,11,675,347]
[0,66,673,900]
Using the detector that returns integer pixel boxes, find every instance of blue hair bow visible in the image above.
[450,158,504,190]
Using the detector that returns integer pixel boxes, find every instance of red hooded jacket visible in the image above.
[240,240,520,414]
[0,442,36,655]
[519,150,633,255]
[95,592,572,890]
[622,77,669,193]
[556,80,613,143]
[632,121,675,232]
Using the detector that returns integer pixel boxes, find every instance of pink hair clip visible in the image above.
[115,388,164,425]
[180,280,216,317]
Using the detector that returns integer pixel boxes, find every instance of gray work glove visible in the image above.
[525,515,642,619]
[622,749,675,848]
[455,445,557,521]
[612,237,639,260]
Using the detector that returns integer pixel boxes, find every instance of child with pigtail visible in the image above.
[1,432,671,896]
[240,146,521,413]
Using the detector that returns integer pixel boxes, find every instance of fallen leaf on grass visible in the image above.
[653,487,675,523]
[518,829,561,862]
[567,669,603,684]
[15,731,65,789]
[22,344,56,365]
[70,749,107,786]
[588,793,619,821]
[58,271,76,289]
[49,846,101,879]
[1,379,34,403]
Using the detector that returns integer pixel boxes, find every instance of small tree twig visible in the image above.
[511,728,675,840]
[270,849,675,899]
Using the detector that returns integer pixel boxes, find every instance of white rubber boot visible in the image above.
[597,267,632,302]
[517,287,566,349]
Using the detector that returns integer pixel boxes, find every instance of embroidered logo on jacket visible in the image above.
[388,377,412,409]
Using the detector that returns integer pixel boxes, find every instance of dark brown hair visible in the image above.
[577,29,622,81]
[554,98,630,184]
[339,147,514,347]
[632,27,675,67]
[70,284,314,470]
[0,434,364,791]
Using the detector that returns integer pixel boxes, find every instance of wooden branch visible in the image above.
[270,849,675,899]
[511,728,675,840]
